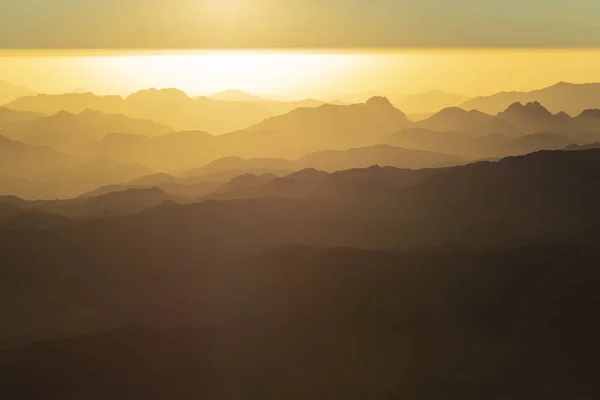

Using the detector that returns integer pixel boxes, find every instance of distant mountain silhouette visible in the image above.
[415,107,520,135]
[224,97,411,156]
[0,135,75,178]
[38,188,174,219]
[507,132,573,155]
[102,149,600,249]
[81,173,222,201]
[497,101,574,133]
[85,131,218,172]
[298,144,464,171]
[0,109,172,153]
[385,128,573,160]
[87,99,412,171]
[565,142,600,151]
[461,81,600,115]
[0,80,35,105]
[180,145,463,182]
[5,92,123,115]
[182,156,298,178]
[0,107,44,123]
[5,90,342,134]
[0,157,151,200]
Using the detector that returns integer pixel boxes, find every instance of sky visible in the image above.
[2,1,600,98]
[1,0,600,49]
[4,49,600,99]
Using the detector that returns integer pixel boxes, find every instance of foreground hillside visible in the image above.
[1,243,598,399]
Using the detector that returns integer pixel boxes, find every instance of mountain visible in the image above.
[81,173,222,201]
[5,90,277,134]
[298,144,464,171]
[0,208,72,231]
[29,188,176,219]
[181,144,464,181]
[181,156,298,179]
[0,109,173,153]
[0,107,44,123]
[223,96,411,157]
[415,107,519,135]
[497,102,575,133]
[0,243,598,399]
[507,132,573,155]
[87,98,411,171]
[0,80,35,105]
[124,89,276,133]
[0,135,75,179]
[565,142,600,151]
[461,81,600,115]
[85,131,218,172]
[1,150,600,399]
[0,157,152,200]
[5,92,123,115]
[410,101,600,137]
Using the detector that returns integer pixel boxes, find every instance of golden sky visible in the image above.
[1,1,600,49]
[2,1,600,98]
[3,49,600,99]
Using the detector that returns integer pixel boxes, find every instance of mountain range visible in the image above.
[0,109,172,153]
[461,81,600,115]
[1,147,599,398]
[3,89,346,134]
[0,80,35,105]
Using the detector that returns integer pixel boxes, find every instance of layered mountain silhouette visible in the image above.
[0,187,174,220]
[4,89,346,134]
[239,96,410,153]
[0,80,35,105]
[0,157,150,200]
[0,107,44,123]
[1,145,600,398]
[181,145,462,180]
[4,148,597,245]
[0,109,172,153]
[414,107,519,135]
[81,174,222,201]
[461,81,600,115]
[86,98,413,171]
[0,135,75,178]
[385,129,574,159]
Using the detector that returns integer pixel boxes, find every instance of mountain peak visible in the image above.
[578,108,600,118]
[503,101,551,116]
[365,96,395,108]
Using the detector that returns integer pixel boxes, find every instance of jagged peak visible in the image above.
[503,101,551,115]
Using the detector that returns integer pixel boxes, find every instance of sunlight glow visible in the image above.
[90,52,367,97]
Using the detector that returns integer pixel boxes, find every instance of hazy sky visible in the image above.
[4,50,600,99]
[2,0,600,48]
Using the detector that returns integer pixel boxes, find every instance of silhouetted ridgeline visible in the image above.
[2,81,600,398]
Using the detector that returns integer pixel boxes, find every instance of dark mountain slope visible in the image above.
[0,243,599,399]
